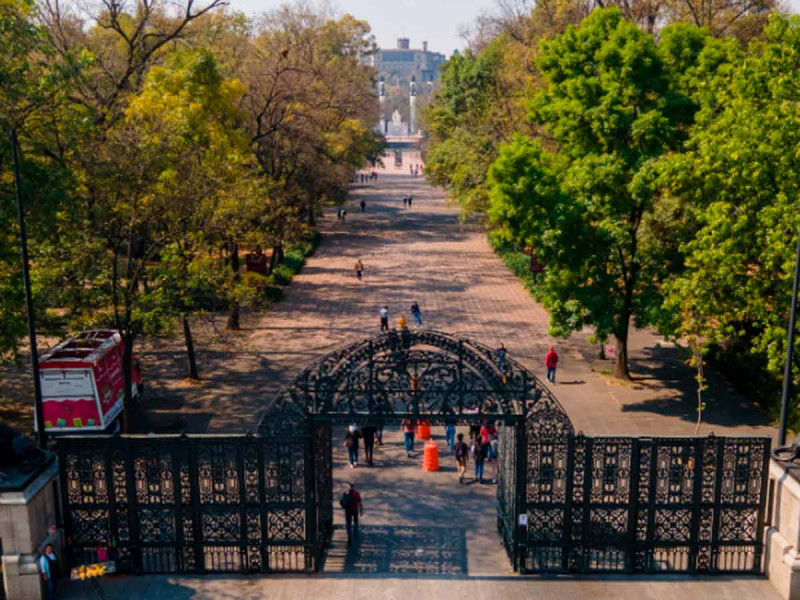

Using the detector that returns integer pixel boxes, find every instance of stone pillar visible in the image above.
[766,459,800,600]
[0,459,59,600]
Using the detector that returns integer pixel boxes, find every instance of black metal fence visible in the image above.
[56,433,322,574]
[519,434,771,574]
[57,430,771,577]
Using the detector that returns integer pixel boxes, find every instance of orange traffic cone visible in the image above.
[422,440,439,472]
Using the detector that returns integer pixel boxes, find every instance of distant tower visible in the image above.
[409,76,417,135]
[378,76,387,134]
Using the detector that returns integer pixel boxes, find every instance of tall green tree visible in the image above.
[657,14,800,429]
[488,8,695,378]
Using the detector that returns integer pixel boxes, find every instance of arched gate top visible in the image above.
[259,330,573,435]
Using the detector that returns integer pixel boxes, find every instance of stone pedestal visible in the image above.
[0,459,59,600]
[766,459,800,600]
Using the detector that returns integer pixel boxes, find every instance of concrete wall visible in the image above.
[766,459,800,600]
[0,461,59,600]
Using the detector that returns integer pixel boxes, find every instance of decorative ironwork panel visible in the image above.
[197,442,240,505]
[58,434,312,576]
[257,329,572,430]
[496,423,519,562]
[519,435,770,575]
[263,441,306,503]
[313,422,333,565]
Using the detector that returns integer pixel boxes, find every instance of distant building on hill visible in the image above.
[365,38,447,87]
[366,39,446,174]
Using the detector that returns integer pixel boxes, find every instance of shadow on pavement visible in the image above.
[325,524,468,576]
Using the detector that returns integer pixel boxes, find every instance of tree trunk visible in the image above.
[614,334,630,380]
[269,245,280,274]
[121,332,135,433]
[182,313,199,380]
[227,241,240,330]
[269,244,284,271]
[614,307,632,380]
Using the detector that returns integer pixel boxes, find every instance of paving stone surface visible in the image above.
[141,174,775,439]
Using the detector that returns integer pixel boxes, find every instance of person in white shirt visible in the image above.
[38,544,57,600]
[379,306,389,332]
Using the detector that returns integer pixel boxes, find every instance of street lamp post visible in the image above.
[779,228,800,448]
[10,128,47,449]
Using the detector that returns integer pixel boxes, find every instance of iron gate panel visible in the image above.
[57,434,313,575]
[496,421,519,564]
[521,434,770,574]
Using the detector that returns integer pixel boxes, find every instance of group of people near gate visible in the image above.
[338,419,502,544]
[342,419,499,482]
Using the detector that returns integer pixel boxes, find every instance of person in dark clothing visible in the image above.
[407,195,413,207]
[344,426,360,468]
[454,433,469,485]
[410,301,423,327]
[360,199,366,212]
[469,422,481,441]
[361,425,377,465]
[472,437,488,483]
[339,483,363,544]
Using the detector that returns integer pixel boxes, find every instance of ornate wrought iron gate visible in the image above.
[521,434,771,574]
[55,331,773,578]
[57,433,317,574]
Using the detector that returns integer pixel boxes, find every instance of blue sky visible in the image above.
[228,0,499,56]
[228,0,800,57]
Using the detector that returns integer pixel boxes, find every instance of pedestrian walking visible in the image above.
[545,346,559,383]
[408,195,413,207]
[337,208,342,221]
[355,259,364,281]
[444,420,456,452]
[341,209,347,222]
[403,196,408,208]
[376,424,384,445]
[480,421,497,451]
[472,437,487,483]
[401,418,416,457]
[454,433,469,484]
[362,424,377,465]
[410,301,423,326]
[38,543,58,600]
[379,306,389,332]
[339,483,363,544]
[496,343,507,367]
[360,199,366,212]
[344,425,360,468]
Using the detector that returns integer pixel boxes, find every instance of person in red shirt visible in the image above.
[479,422,496,446]
[545,347,559,383]
[339,483,363,544]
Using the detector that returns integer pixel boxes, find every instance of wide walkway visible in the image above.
[141,175,774,439]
